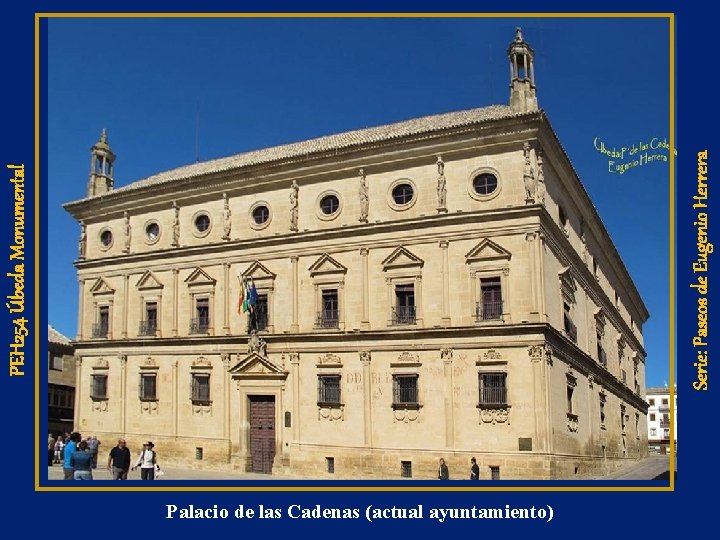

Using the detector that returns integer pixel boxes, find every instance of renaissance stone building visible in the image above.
[63,29,648,479]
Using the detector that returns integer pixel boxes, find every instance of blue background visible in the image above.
[0,0,712,535]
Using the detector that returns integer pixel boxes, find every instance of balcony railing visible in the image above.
[476,301,503,321]
[479,386,507,406]
[315,310,339,329]
[255,308,268,332]
[138,320,157,336]
[659,420,670,428]
[189,317,210,334]
[91,323,108,338]
[391,306,416,325]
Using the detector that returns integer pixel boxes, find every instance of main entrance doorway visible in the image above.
[249,395,275,474]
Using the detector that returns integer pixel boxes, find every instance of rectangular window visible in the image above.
[316,289,339,328]
[401,461,412,478]
[393,374,419,406]
[50,354,63,371]
[563,302,577,343]
[621,369,627,384]
[255,294,269,331]
[566,385,574,414]
[490,466,501,480]
[479,372,507,406]
[477,277,503,320]
[326,457,335,474]
[596,331,607,367]
[393,284,416,324]
[93,306,110,338]
[140,301,158,336]
[191,373,211,403]
[649,398,655,406]
[139,373,157,401]
[191,298,210,333]
[91,374,108,399]
[599,395,606,428]
[649,413,656,421]
[317,375,341,405]
[620,405,627,432]
[635,413,640,438]
[650,428,657,437]
[662,398,668,405]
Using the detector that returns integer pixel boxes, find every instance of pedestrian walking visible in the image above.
[132,441,160,480]
[71,440,94,480]
[108,439,131,480]
[62,432,81,480]
[87,436,100,468]
[470,457,480,480]
[438,458,449,480]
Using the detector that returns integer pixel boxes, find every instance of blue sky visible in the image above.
[46,17,671,387]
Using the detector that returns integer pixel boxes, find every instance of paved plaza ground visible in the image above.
[47,454,674,482]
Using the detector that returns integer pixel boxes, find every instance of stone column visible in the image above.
[442,349,455,448]
[440,241,450,326]
[291,256,299,332]
[361,352,372,447]
[360,248,369,329]
[172,268,179,337]
[290,353,300,442]
[73,355,82,430]
[77,279,84,340]
[172,360,179,437]
[526,232,539,318]
[222,263,231,335]
[119,355,127,434]
[537,233,547,321]
[121,274,129,338]
[222,353,231,440]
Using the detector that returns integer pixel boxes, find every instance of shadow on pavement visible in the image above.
[653,471,677,481]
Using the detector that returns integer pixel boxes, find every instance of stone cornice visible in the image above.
[63,113,544,220]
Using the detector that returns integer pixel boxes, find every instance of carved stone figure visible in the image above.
[123,211,131,253]
[78,222,86,259]
[290,180,299,231]
[523,142,536,203]
[172,202,180,247]
[359,169,369,223]
[436,156,447,211]
[222,192,231,240]
[248,332,267,357]
[536,152,546,205]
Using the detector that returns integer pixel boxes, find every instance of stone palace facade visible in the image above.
[63,29,649,479]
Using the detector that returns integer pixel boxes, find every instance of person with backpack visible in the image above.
[132,441,160,480]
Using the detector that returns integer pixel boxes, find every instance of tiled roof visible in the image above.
[81,105,520,201]
[48,325,71,345]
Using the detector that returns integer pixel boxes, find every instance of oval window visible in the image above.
[472,173,498,196]
[194,214,210,233]
[252,205,270,225]
[100,230,113,247]
[320,194,340,215]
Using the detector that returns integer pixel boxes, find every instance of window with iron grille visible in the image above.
[597,330,607,367]
[191,298,210,334]
[93,305,110,338]
[490,466,500,480]
[477,277,502,320]
[326,457,335,474]
[191,373,211,404]
[91,374,108,400]
[139,373,157,401]
[317,375,341,405]
[401,461,412,478]
[599,393,606,428]
[393,284,416,325]
[478,372,507,406]
[316,289,339,328]
[393,374,419,407]
[563,302,577,343]
[255,294,269,331]
[140,301,158,336]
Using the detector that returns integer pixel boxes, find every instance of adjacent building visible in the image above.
[646,386,676,455]
[48,325,76,434]
[62,29,649,479]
